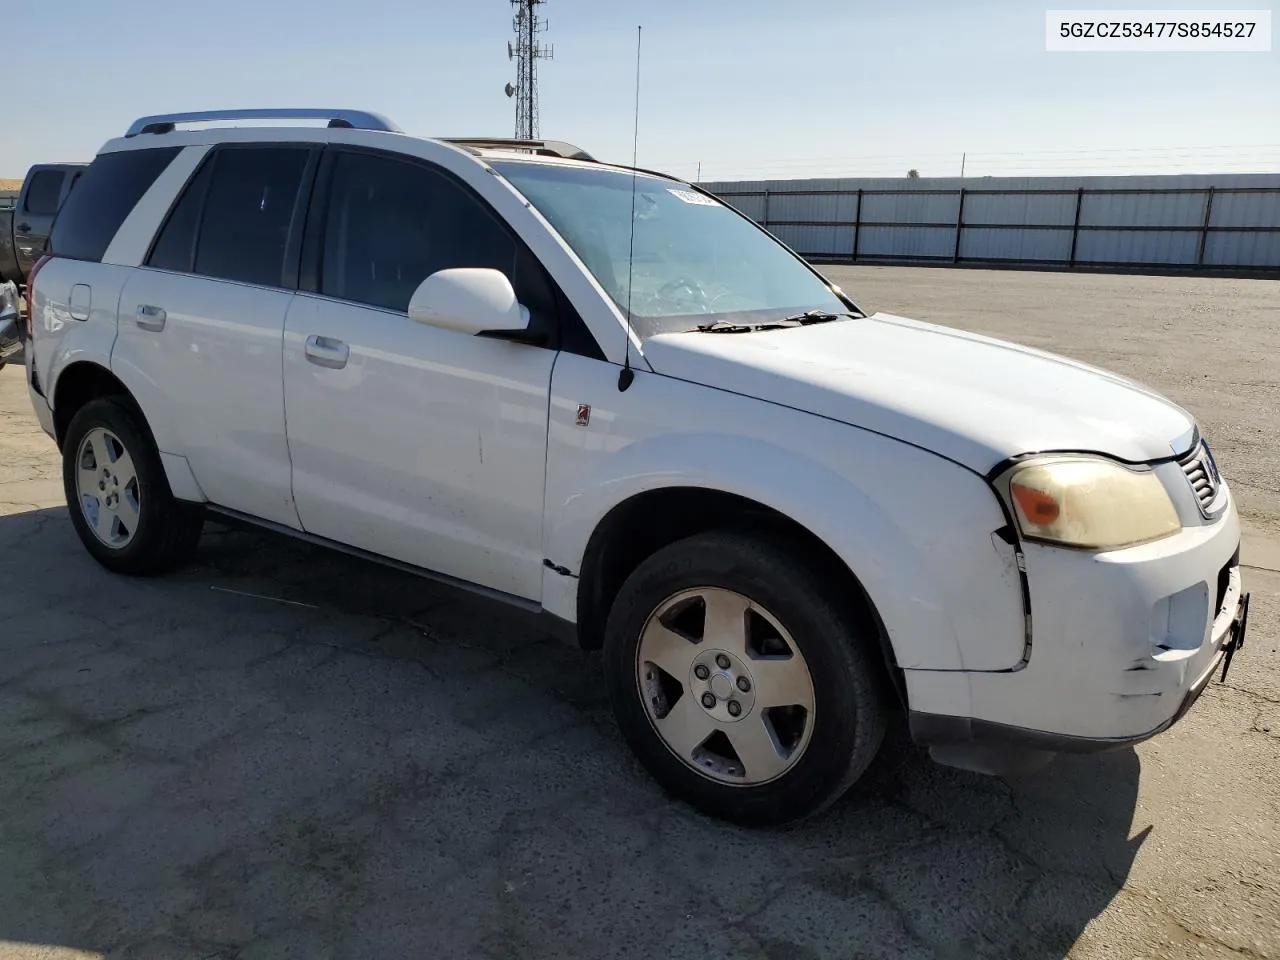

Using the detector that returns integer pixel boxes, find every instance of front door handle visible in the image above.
[135,304,166,332]
[16,223,31,233]
[304,334,349,370]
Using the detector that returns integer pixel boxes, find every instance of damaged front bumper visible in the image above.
[908,500,1246,775]
[911,585,1249,770]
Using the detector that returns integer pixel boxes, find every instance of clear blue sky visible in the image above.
[8,0,1279,181]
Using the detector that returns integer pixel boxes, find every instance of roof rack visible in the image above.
[443,138,596,162]
[125,108,402,138]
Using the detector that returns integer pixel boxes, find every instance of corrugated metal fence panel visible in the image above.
[772,224,850,257]
[859,191,960,225]
[1205,231,1280,267]
[963,191,1077,226]
[1078,190,1207,228]
[702,173,1280,272]
[961,228,1074,262]
[859,226,955,259]
[1076,230,1201,265]
[1212,190,1280,227]
[768,191,861,223]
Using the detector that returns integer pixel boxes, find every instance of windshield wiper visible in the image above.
[694,310,859,334]
[779,309,857,324]
[695,319,790,334]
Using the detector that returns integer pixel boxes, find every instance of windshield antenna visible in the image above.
[618,24,642,393]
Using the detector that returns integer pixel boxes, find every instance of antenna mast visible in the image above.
[507,0,554,140]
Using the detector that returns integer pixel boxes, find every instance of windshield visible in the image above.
[492,161,852,339]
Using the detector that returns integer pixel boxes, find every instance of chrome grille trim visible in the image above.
[1178,441,1224,517]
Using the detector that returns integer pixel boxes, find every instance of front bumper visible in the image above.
[907,490,1246,766]
[912,585,1249,759]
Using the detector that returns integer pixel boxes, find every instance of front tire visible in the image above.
[603,530,888,826]
[62,397,204,576]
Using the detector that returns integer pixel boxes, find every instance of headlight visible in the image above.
[997,456,1180,550]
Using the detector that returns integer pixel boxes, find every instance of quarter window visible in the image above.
[48,150,179,263]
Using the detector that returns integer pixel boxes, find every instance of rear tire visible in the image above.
[603,529,888,827]
[62,397,204,576]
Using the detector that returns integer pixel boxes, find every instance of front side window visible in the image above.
[320,152,519,314]
[492,161,851,340]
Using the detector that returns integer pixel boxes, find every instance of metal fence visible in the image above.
[703,173,1280,274]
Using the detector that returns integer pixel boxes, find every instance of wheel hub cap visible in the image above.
[689,649,755,722]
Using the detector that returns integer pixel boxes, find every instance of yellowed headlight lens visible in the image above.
[1004,457,1181,550]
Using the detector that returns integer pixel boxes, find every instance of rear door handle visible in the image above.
[304,334,349,370]
[135,304,166,332]
[16,223,31,233]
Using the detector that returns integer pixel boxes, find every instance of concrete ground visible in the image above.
[1,266,1278,959]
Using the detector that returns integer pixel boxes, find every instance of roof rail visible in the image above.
[443,138,596,162]
[124,108,402,138]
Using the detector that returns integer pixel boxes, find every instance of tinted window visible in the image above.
[194,147,309,287]
[147,159,215,273]
[320,152,517,313]
[48,149,179,262]
[23,170,63,215]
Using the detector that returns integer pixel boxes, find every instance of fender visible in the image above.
[31,261,130,417]
[31,257,206,506]
[542,429,1015,674]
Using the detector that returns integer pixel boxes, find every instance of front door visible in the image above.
[283,148,559,600]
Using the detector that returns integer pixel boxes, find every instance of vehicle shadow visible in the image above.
[0,507,1144,960]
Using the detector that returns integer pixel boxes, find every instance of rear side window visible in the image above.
[23,170,63,215]
[48,149,179,262]
[196,147,309,287]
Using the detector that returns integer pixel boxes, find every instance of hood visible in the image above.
[641,312,1196,473]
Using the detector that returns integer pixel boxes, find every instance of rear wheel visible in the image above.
[603,530,888,826]
[62,397,204,575]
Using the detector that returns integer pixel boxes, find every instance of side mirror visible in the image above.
[407,267,539,343]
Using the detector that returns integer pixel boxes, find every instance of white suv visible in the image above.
[24,108,1249,825]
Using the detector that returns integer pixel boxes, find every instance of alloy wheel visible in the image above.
[636,587,816,785]
[75,426,141,548]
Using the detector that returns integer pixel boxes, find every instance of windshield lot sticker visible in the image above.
[667,189,720,206]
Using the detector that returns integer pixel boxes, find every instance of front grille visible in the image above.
[1178,441,1222,516]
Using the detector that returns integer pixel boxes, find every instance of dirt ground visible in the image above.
[1,266,1278,959]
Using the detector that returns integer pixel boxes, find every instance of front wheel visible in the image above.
[603,530,888,826]
[62,397,204,576]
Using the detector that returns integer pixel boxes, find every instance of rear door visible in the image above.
[114,144,318,528]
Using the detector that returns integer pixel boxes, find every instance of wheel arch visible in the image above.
[573,485,907,706]
[51,360,205,504]
[52,361,134,450]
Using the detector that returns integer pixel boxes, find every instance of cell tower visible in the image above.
[505,0,553,140]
